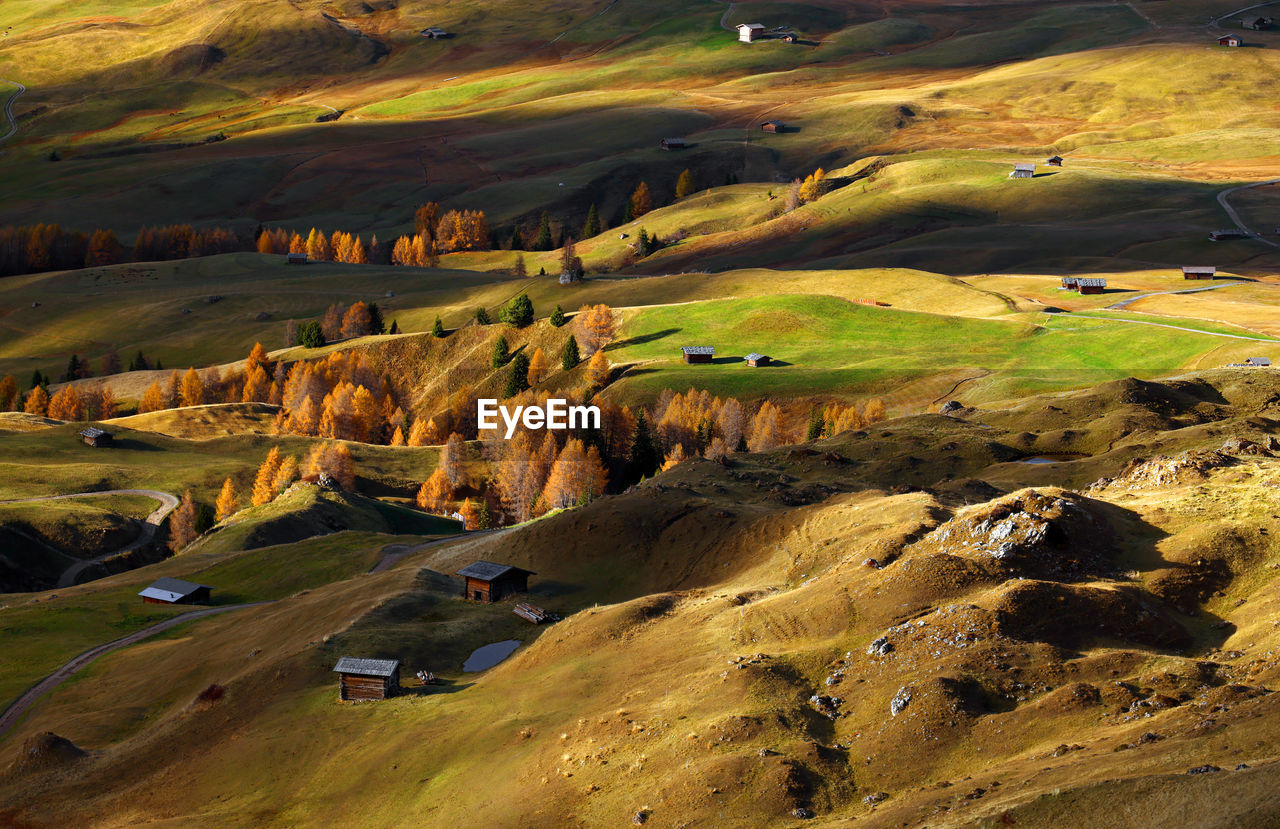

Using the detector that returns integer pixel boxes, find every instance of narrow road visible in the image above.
[0,490,180,588]
[1213,1,1280,27]
[1051,310,1277,342]
[0,602,268,741]
[1216,179,1280,248]
[0,80,25,145]
[1105,280,1247,310]
[713,0,737,31]
[367,527,506,573]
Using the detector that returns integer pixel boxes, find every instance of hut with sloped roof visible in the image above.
[457,561,535,602]
[333,657,401,701]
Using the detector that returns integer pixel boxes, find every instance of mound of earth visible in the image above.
[903,488,1116,581]
[10,733,85,774]
[158,44,227,77]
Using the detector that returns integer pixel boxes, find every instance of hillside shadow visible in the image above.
[107,438,164,452]
[400,677,474,696]
[528,579,579,598]
[606,327,680,350]
[1032,171,1059,178]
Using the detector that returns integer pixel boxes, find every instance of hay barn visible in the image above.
[1076,277,1107,295]
[457,561,535,602]
[1009,163,1036,179]
[80,427,113,447]
[738,23,765,42]
[745,353,771,367]
[138,577,212,605]
[333,657,400,701]
[682,346,715,364]
[1182,266,1216,280]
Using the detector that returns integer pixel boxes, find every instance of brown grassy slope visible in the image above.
[3,368,1280,825]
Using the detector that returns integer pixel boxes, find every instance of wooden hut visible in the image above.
[286,252,308,265]
[1210,229,1246,241]
[79,426,114,447]
[1219,35,1242,46]
[421,27,451,39]
[1046,155,1064,167]
[682,346,715,364]
[1076,277,1107,295]
[1060,276,1079,289]
[138,577,212,605]
[333,657,400,701]
[738,23,765,42]
[457,561,535,602]
[760,120,785,133]
[1009,162,1036,179]
[1182,266,1216,280]
[1245,356,1273,367]
[660,138,687,151]
[745,353,771,367]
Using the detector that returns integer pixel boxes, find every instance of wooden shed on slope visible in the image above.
[682,346,715,364]
[760,120,786,133]
[1046,155,1064,167]
[1219,35,1243,46]
[333,657,400,701]
[1245,356,1273,367]
[1076,277,1107,295]
[286,252,308,265]
[79,426,114,447]
[457,561,535,602]
[738,23,766,42]
[1009,163,1036,179]
[138,577,212,605]
[745,352,771,367]
[661,137,687,151]
[1182,266,1216,280]
[1061,276,1079,289]
[421,27,452,39]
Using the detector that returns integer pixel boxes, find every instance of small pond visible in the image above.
[463,640,521,672]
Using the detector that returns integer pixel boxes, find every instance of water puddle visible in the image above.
[1016,455,1083,465]
[463,639,521,672]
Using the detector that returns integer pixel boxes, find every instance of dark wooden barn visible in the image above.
[1060,276,1079,289]
[760,120,785,133]
[682,346,715,364]
[79,426,114,447]
[1076,277,1107,295]
[745,352,771,367]
[286,252,308,265]
[457,561,535,602]
[333,657,401,701]
[661,138,687,150]
[1182,266,1216,280]
[1219,34,1242,46]
[1046,155,1064,167]
[138,577,213,605]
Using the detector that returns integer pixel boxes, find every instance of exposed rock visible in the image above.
[890,686,913,716]
[12,732,85,773]
[1186,764,1221,775]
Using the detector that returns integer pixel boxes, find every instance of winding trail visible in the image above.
[0,490,180,588]
[0,602,269,740]
[1213,1,1280,27]
[1216,178,1280,249]
[1105,280,1249,310]
[368,527,507,573]
[0,80,25,145]
[1051,310,1277,342]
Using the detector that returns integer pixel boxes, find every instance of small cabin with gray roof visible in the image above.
[682,346,715,364]
[457,561,535,602]
[1009,162,1036,179]
[1182,266,1216,280]
[138,577,212,605]
[333,657,401,701]
[745,353,771,367]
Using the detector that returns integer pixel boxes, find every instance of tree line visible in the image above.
[0,223,248,276]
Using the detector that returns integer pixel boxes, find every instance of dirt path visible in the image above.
[1216,179,1280,248]
[1213,1,1280,27]
[368,527,506,574]
[0,80,25,145]
[0,602,269,741]
[1105,280,1249,310]
[0,490,180,588]
[1050,310,1277,342]
[712,0,737,31]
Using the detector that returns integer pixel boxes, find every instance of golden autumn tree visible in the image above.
[526,347,549,386]
[630,181,653,218]
[390,425,405,446]
[47,385,84,421]
[748,400,784,452]
[416,468,453,514]
[541,439,608,510]
[168,491,200,552]
[252,446,283,506]
[440,432,466,488]
[180,367,204,407]
[304,442,356,490]
[863,398,887,424]
[661,443,686,471]
[139,381,165,414]
[586,349,611,390]
[246,342,271,374]
[97,386,116,420]
[24,385,49,415]
[0,375,16,411]
[458,497,480,530]
[215,478,238,521]
[573,304,617,355]
[271,455,299,494]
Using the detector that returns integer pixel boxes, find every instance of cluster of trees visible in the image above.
[257,227,377,265]
[785,168,830,212]
[807,399,886,439]
[268,351,405,445]
[0,223,248,276]
[386,204,493,266]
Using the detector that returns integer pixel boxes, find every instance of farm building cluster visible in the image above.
[1060,277,1107,294]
